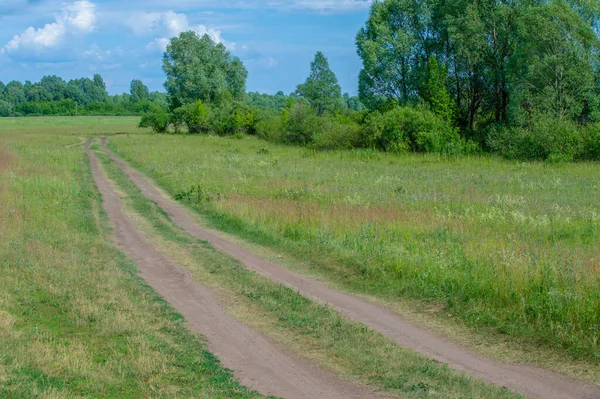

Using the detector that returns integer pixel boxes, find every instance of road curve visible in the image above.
[86,140,383,399]
[102,138,600,399]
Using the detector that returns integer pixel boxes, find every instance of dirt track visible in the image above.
[86,140,382,399]
[101,138,600,399]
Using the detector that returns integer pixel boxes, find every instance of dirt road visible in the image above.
[102,138,600,399]
[86,140,382,399]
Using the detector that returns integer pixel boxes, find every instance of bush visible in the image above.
[487,116,586,161]
[139,104,170,133]
[281,101,324,144]
[256,115,284,142]
[312,117,362,150]
[173,100,210,134]
[583,124,600,161]
[361,106,460,154]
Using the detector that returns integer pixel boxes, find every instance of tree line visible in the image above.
[141,0,600,161]
[4,0,600,161]
[0,75,168,117]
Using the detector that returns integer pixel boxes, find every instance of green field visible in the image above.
[0,118,264,398]
[1,116,599,397]
[108,129,600,366]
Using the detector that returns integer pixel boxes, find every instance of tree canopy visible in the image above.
[130,80,150,103]
[296,51,342,116]
[163,31,247,108]
[356,0,600,135]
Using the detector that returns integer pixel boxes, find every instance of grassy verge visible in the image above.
[0,130,264,398]
[94,141,522,398]
[107,133,600,378]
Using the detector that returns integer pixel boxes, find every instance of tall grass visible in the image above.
[0,120,263,398]
[109,134,600,360]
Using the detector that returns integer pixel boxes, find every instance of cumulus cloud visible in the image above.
[125,10,227,52]
[1,0,96,58]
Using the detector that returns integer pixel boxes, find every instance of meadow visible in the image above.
[109,132,600,365]
[0,118,264,398]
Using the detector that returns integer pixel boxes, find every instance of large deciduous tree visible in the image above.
[163,31,247,108]
[296,51,342,115]
[356,0,600,135]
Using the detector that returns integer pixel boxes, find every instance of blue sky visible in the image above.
[0,0,372,95]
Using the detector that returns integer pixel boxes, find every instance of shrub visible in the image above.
[583,124,600,161]
[139,104,170,133]
[361,106,459,154]
[312,118,362,150]
[281,101,323,144]
[487,116,586,161]
[256,115,284,143]
[173,100,210,134]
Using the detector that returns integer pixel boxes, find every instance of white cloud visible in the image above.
[131,10,229,52]
[1,0,96,57]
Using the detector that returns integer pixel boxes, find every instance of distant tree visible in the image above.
[0,100,11,116]
[93,74,107,93]
[0,81,5,100]
[343,93,366,111]
[130,79,150,103]
[26,84,52,102]
[40,76,67,101]
[4,81,25,105]
[296,51,342,116]
[163,31,247,108]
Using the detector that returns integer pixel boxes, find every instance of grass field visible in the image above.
[0,118,265,398]
[1,116,598,396]
[108,131,600,367]
[93,139,520,398]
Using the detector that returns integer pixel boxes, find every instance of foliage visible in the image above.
[0,100,11,117]
[421,56,453,121]
[281,101,324,144]
[486,116,596,161]
[356,0,600,137]
[163,31,247,108]
[255,115,284,142]
[130,79,150,103]
[361,106,461,154]
[139,103,170,133]
[296,52,342,116]
[173,100,210,133]
[246,91,288,111]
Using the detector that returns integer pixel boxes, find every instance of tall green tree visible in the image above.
[93,74,107,94]
[356,0,600,131]
[0,81,5,100]
[421,55,453,120]
[509,1,599,122]
[296,51,342,115]
[163,31,247,108]
[130,80,150,103]
[356,0,432,109]
[40,76,67,101]
[4,81,25,105]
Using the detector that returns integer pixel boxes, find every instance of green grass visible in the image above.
[0,118,265,398]
[93,139,522,399]
[107,133,600,366]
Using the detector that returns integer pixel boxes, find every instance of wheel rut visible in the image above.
[86,140,382,399]
[101,138,600,399]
